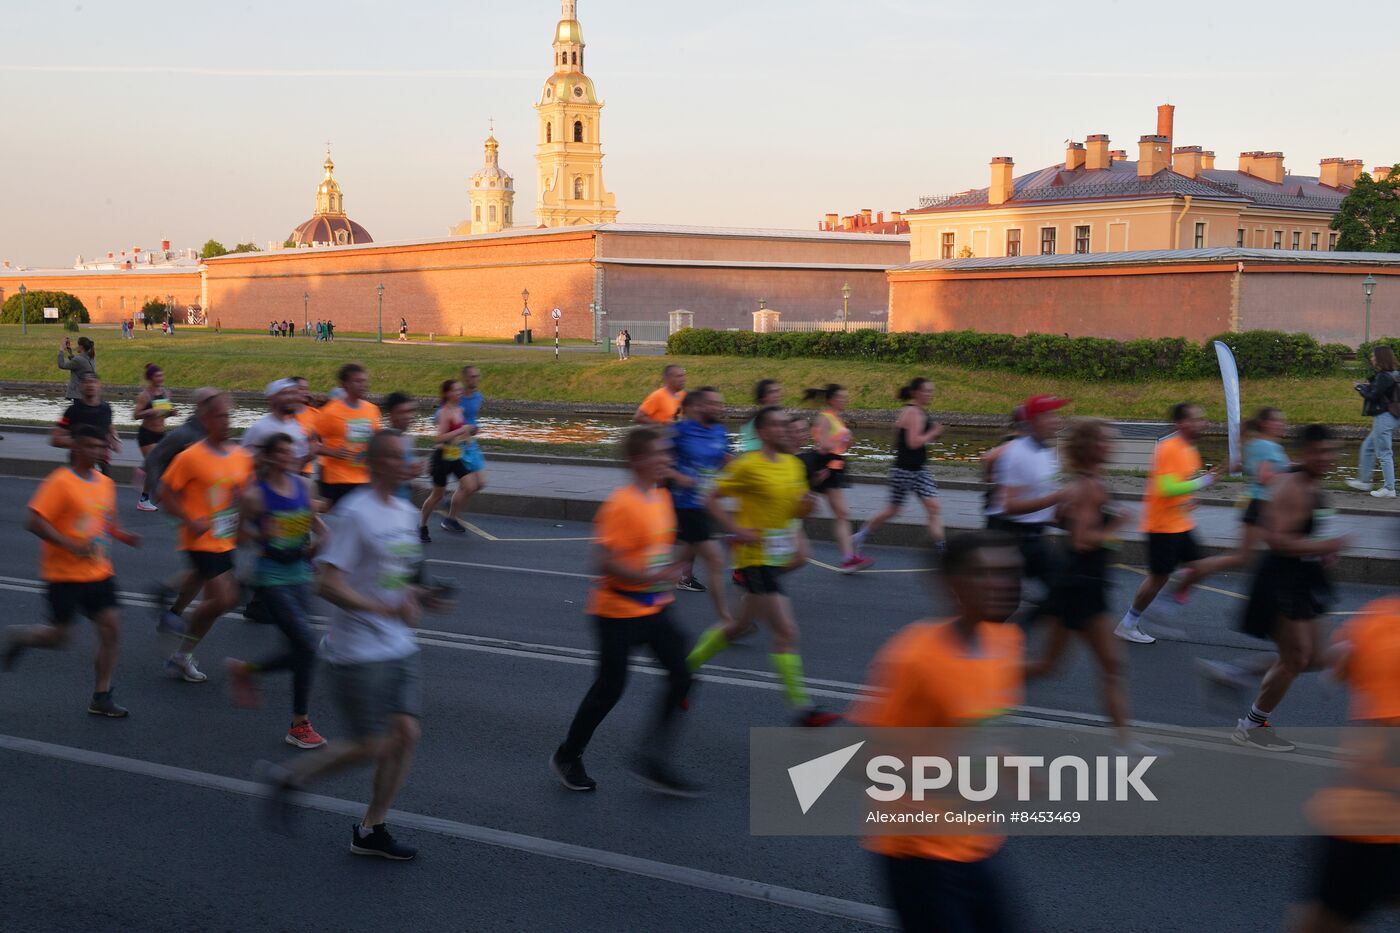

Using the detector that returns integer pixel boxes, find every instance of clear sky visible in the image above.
[2,0,1395,267]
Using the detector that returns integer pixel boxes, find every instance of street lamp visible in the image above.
[521,288,531,343]
[376,283,384,342]
[303,291,309,336]
[18,283,27,336]
[167,294,174,327]
[1363,274,1377,345]
[841,281,852,332]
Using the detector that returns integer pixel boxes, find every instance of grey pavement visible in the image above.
[0,475,1397,931]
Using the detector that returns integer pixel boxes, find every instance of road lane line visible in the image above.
[426,558,595,580]
[0,734,895,929]
[1107,564,1360,616]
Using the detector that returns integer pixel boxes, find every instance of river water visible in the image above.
[0,390,1361,474]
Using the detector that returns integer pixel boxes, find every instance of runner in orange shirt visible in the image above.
[3,425,141,717]
[633,364,686,425]
[1292,596,1400,930]
[852,530,1025,932]
[550,425,698,797]
[315,363,382,508]
[1116,402,1220,644]
[157,390,254,683]
[292,376,319,478]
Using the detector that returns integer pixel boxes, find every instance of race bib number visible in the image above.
[643,545,671,592]
[1311,508,1339,541]
[442,443,462,462]
[762,523,798,565]
[212,508,238,540]
[347,419,372,461]
[380,539,422,591]
[152,398,172,412]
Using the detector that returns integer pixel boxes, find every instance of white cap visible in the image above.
[265,378,298,398]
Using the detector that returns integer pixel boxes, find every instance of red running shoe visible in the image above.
[796,708,843,727]
[285,720,327,749]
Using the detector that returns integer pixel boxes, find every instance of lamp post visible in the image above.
[521,288,531,343]
[841,281,852,332]
[1364,274,1377,345]
[18,283,27,336]
[376,283,384,343]
[303,291,309,336]
[167,294,174,327]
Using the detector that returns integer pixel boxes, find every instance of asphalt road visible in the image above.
[0,474,1395,933]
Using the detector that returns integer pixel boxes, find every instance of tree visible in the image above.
[231,242,261,254]
[283,239,296,249]
[1331,165,1400,252]
[140,298,170,323]
[0,289,89,325]
[201,239,229,259]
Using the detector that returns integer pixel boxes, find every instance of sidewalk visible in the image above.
[2,426,1395,584]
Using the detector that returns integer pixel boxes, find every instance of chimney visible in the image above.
[107,251,114,259]
[890,211,902,223]
[989,157,1015,205]
[1156,103,1175,166]
[876,211,884,224]
[161,238,171,252]
[1376,166,1394,182]
[1344,159,1365,186]
[1238,151,1262,176]
[1085,134,1110,170]
[1065,141,1086,171]
[1319,158,1345,188]
[1248,152,1285,184]
[843,215,855,231]
[1174,146,1205,179]
[860,208,873,225]
[1138,135,1170,177]
[1200,151,1215,170]
[1110,149,1128,162]
[824,212,838,230]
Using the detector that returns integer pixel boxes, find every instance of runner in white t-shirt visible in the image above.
[259,428,448,862]
[985,395,1068,588]
[241,379,311,470]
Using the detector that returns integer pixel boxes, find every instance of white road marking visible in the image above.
[0,733,894,929]
[1108,563,1359,615]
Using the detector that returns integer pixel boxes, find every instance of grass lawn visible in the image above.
[0,325,1370,424]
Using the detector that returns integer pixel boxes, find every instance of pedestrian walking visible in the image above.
[623,329,632,359]
[56,336,96,400]
[1347,344,1400,498]
[399,317,408,341]
[614,331,626,361]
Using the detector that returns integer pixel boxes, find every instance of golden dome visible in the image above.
[556,19,583,44]
[541,73,596,104]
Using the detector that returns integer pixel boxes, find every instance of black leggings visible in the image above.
[880,852,1016,933]
[560,608,691,760]
[253,584,317,716]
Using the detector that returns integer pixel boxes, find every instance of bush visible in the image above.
[0,289,89,325]
[666,328,1347,381]
[1357,338,1400,367]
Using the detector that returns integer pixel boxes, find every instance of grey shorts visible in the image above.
[889,467,938,506]
[325,652,422,739]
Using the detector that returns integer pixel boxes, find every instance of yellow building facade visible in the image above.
[906,104,1375,262]
[534,0,618,226]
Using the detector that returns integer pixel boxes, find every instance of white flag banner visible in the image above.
[1213,340,1242,475]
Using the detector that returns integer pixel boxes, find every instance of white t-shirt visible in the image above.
[241,412,309,462]
[988,435,1060,524]
[315,488,422,664]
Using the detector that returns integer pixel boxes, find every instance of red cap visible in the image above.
[1022,395,1069,419]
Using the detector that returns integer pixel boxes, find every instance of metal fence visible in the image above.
[769,319,889,333]
[603,319,670,347]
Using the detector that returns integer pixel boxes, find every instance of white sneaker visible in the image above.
[165,654,207,683]
[1345,479,1372,492]
[1114,621,1156,644]
[136,498,158,512]
[1370,487,1396,499]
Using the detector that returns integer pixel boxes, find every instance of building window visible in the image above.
[1310,232,1320,251]
[573,120,583,143]
[941,232,955,259]
[1329,232,1339,250]
[571,51,577,65]
[1291,231,1301,250]
[120,296,126,311]
[1006,229,1021,257]
[1074,224,1091,254]
[546,123,552,143]
[1194,222,1206,249]
[560,52,567,65]
[1272,230,1283,249]
[504,206,512,225]
[1236,228,1245,247]
[574,177,585,200]
[1040,227,1057,255]
[474,206,481,221]
[488,204,497,223]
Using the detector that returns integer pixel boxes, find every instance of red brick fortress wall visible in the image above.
[0,270,202,325]
[1237,268,1400,344]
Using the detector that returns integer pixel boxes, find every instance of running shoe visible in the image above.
[1371,488,1396,499]
[628,758,705,798]
[136,497,158,512]
[1113,621,1156,644]
[224,659,262,708]
[1232,721,1296,752]
[550,748,597,792]
[87,691,129,718]
[731,570,744,587]
[1344,479,1373,492]
[285,721,327,749]
[2,628,25,671]
[1195,658,1255,704]
[255,760,300,835]
[851,528,869,552]
[440,516,467,535]
[1112,738,1172,760]
[419,525,432,544]
[796,707,843,727]
[165,654,208,683]
[839,555,875,574]
[351,824,417,861]
[675,576,707,593]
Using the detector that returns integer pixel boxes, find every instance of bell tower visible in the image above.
[534,0,617,226]
[454,128,515,235]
